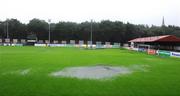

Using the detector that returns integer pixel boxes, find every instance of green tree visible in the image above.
[27,18,48,40]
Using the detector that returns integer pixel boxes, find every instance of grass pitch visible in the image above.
[0,46,180,96]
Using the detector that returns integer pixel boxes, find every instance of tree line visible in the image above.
[0,18,180,43]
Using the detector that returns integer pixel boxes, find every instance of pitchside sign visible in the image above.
[79,40,84,45]
[87,41,92,45]
[87,41,93,48]
[5,39,10,43]
[147,49,156,55]
[123,44,129,47]
[138,48,147,52]
[79,40,84,47]
[113,43,120,48]
[170,52,180,58]
[67,40,75,47]
[21,39,26,43]
[11,44,23,46]
[105,42,111,48]
[70,40,75,45]
[38,40,44,43]
[45,40,49,44]
[96,41,102,48]
[13,39,18,43]
[53,40,58,44]
[157,50,170,57]
[62,41,67,44]
[34,44,46,47]
[0,39,2,43]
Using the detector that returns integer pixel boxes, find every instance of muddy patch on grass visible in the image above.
[50,65,132,79]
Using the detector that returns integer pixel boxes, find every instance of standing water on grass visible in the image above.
[50,65,132,79]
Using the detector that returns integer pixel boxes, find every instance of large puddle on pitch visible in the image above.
[50,65,132,79]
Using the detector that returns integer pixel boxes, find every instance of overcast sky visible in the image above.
[0,0,179,26]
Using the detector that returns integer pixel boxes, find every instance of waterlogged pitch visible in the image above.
[0,46,180,96]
